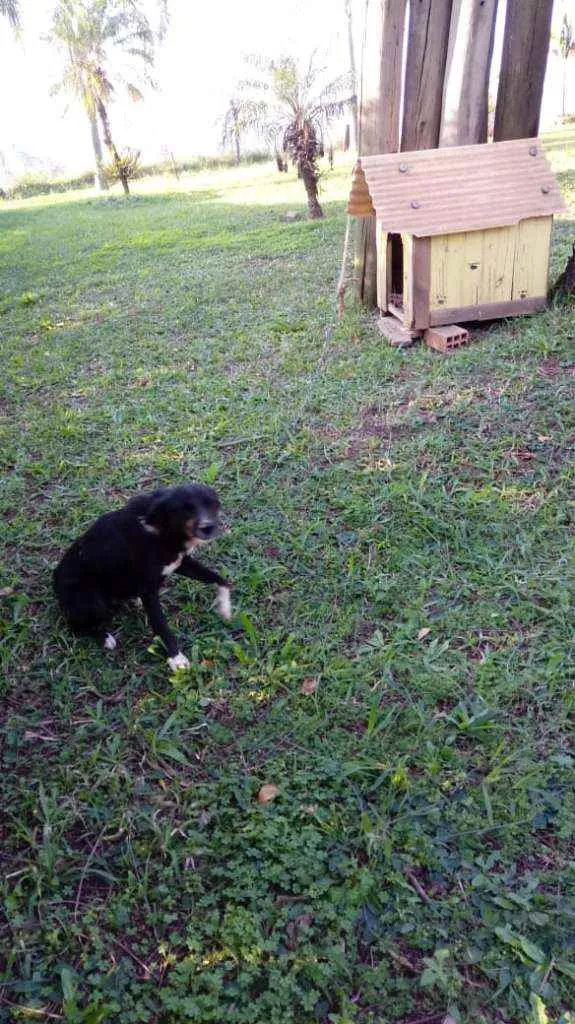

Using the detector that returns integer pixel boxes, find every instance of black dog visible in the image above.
[53,483,232,670]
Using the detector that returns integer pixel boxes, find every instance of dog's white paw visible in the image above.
[167,652,190,672]
[104,634,117,651]
[216,586,232,621]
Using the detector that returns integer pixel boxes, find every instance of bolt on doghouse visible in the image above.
[348,138,566,350]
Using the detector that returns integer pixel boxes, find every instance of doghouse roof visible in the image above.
[350,138,565,237]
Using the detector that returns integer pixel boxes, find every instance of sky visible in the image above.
[0,0,350,180]
[0,0,573,184]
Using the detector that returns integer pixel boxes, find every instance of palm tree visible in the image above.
[220,96,268,166]
[559,14,575,117]
[50,0,165,194]
[0,0,20,28]
[221,98,243,166]
[239,55,352,219]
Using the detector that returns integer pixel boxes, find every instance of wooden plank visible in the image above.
[357,0,407,306]
[430,226,519,312]
[462,230,484,307]
[480,224,516,303]
[412,237,431,329]
[402,233,413,328]
[512,216,552,300]
[428,296,546,326]
[401,0,454,151]
[441,0,499,146]
[356,216,378,307]
[493,0,554,141]
[430,232,466,310]
[376,222,388,311]
[360,0,407,154]
[379,0,408,152]
[377,315,420,348]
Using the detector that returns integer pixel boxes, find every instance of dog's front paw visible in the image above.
[167,652,191,672]
[216,585,232,621]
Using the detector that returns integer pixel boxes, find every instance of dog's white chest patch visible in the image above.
[162,553,184,577]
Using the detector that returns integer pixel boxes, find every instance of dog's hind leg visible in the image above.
[60,588,115,648]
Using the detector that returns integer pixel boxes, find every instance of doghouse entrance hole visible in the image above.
[389,233,404,313]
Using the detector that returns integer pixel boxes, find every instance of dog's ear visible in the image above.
[145,491,172,532]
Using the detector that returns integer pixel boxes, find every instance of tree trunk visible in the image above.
[401,0,454,151]
[96,96,130,196]
[88,108,108,190]
[356,0,407,307]
[493,0,554,141]
[300,159,323,218]
[441,0,499,146]
[233,108,241,165]
[344,0,359,151]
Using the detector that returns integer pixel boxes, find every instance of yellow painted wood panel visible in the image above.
[481,225,517,303]
[430,225,520,310]
[376,222,388,311]
[461,231,483,306]
[430,232,466,310]
[402,233,413,326]
[512,217,552,299]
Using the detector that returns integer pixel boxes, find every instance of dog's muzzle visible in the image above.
[187,519,217,542]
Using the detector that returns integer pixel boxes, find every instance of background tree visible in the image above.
[493,0,554,141]
[559,14,575,117]
[50,0,166,194]
[220,98,243,166]
[220,96,267,166]
[239,54,352,219]
[0,0,19,27]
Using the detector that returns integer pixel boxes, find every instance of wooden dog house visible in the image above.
[348,138,565,347]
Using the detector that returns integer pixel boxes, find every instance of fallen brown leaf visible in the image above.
[300,677,318,695]
[258,784,279,804]
[264,546,280,558]
[0,587,14,598]
[417,627,431,640]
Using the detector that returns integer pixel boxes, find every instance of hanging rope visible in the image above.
[336,218,352,318]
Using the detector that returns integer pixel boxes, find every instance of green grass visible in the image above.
[1,141,574,1024]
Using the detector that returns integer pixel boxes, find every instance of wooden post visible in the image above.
[493,0,554,141]
[401,0,454,151]
[344,0,359,151]
[441,0,499,146]
[356,0,407,307]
